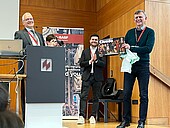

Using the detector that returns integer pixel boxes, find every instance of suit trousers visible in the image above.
[123,63,150,123]
[79,74,102,118]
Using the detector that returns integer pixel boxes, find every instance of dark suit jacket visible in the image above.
[80,47,105,82]
[14,28,45,74]
[14,28,45,49]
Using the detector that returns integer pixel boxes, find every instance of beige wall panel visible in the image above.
[148,76,170,124]
[148,76,170,117]
[146,0,170,124]
[146,0,170,77]
[146,0,170,3]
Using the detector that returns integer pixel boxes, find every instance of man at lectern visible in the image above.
[77,34,105,124]
[14,12,45,122]
[14,12,45,48]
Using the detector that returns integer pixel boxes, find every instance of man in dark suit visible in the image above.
[14,12,45,122]
[14,12,45,48]
[77,34,105,124]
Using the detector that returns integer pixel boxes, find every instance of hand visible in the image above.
[89,59,93,64]
[90,54,97,63]
[121,43,130,49]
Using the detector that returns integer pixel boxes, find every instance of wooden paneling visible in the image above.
[21,0,96,12]
[146,0,170,77]
[19,0,97,48]
[1,0,97,114]
[96,0,149,124]
[20,6,97,31]
[145,0,170,124]
[148,76,170,124]
[0,59,19,111]
[0,59,18,74]
[96,0,111,11]
[97,0,144,31]
[97,1,144,89]
[96,0,170,125]
[150,65,170,87]
[1,0,169,125]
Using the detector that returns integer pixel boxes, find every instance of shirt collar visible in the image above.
[26,27,35,32]
[90,46,97,53]
[136,25,146,31]
[141,25,146,30]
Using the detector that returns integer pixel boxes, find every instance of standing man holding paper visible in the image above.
[117,10,155,128]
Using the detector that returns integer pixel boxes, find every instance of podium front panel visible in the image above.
[26,46,65,103]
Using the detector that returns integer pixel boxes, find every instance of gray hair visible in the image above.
[22,12,32,22]
[134,10,147,18]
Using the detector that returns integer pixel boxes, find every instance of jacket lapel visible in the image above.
[95,48,99,57]
[87,48,91,59]
[23,29,32,45]
[35,31,44,46]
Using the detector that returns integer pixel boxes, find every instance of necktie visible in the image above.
[30,30,39,45]
[30,30,38,41]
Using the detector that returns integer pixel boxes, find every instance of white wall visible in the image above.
[0,0,19,39]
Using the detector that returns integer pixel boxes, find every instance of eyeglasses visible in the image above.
[91,39,98,41]
[134,16,143,19]
[24,18,34,21]
[50,39,57,43]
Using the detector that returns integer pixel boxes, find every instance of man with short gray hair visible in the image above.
[117,10,155,128]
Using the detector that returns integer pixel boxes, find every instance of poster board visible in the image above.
[99,37,126,56]
[42,27,84,119]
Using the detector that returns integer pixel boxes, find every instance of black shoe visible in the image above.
[137,122,145,128]
[116,121,130,128]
